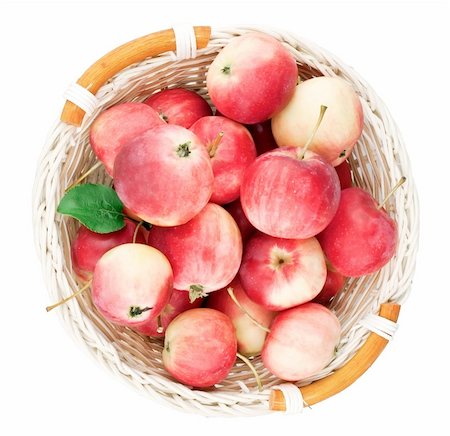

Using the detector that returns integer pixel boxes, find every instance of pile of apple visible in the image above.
[56,32,401,389]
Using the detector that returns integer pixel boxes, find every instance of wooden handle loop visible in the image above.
[60,26,211,127]
[269,302,401,412]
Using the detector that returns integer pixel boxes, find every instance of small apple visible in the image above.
[114,124,214,226]
[239,233,326,310]
[162,308,237,387]
[207,32,298,124]
[335,160,353,189]
[313,267,346,306]
[92,243,173,328]
[144,88,212,128]
[206,277,275,356]
[262,303,341,381]
[147,203,242,301]
[190,116,256,204]
[89,102,164,175]
[240,147,341,239]
[272,77,364,166]
[317,187,398,277]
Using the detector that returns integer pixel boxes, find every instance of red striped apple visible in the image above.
[317,187,398,277]
[239,233,327,310]
[147,203,242,301]
[114,124,214,226]
[162,308,237,387]
[262,303,341,381]
[144,88,212,128]
[240,147,341,239]
[190,116,256,204]
[206,277,274,356]
[92,243,173,328]
[272,77,364,166]
[89,102,164,175]
[207,32,298,124]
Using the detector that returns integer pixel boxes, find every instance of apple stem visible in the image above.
[297,105,328,160]
[133,221,144,243]
[236,352,263,392]
[377,176,406,210]
[65,161,102,192]
[46,280,92,312]
[227,287,271,334]
[156,315,164,334]
[208,131,224,158]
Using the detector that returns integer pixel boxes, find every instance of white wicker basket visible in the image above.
[32,25,419,416]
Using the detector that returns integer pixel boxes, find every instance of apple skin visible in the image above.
[206,32,298,124]
[71,219,145,281]
[162,308,237,387]
[240,147,341,239]
[144,88,212,128]
[147,203,242,298]
[247,120,278,155]
[92,243,173,328]
[134,289,202,337]
[239,233,327,311]
[224,199,255,242]
[335,160,353,189]
[89,102,164,175]
[272,77,364,166]
[313,268,346,306]
[206,277,275,356]
[262,302,341,381]
[317,187,398,277]
[190,116,257,204]
[113,124,214,227]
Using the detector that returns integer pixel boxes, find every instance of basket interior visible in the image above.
[44,29,418,409]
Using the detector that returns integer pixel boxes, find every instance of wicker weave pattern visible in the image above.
[32,26,419,416]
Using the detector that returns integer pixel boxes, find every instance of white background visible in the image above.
[1,1,449,434]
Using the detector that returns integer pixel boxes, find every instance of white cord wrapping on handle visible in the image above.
[272,383,304,414]
[359,313,398,341]
[63,83,99,116]
[170,24,197,60]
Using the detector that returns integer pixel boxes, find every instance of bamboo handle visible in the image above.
[60,26,211,127]
[269,302,401,411]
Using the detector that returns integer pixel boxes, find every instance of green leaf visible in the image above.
[57,184,125,234]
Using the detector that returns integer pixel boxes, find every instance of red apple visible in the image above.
[239,233,326,310]
[240,147,341,239]
[190,116,257,204]
[147,203,242,301]
[224,199,255,242]
[313,267,346,306]
[92,243,173,328]
[335,160,353,189]
[89,102,164,175]
[162,308,237,387]
[144,88,212,128]
[114,124,214,226]
[134,289,202,337]
[71,219,145,281]
[207,32,298,124]
[317,187,398,277]
[206,277,275,356]
[247,120,277,155]
[272,77,364,166]
[262,303,341,381]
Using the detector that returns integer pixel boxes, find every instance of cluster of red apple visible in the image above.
[55,32,401,389]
